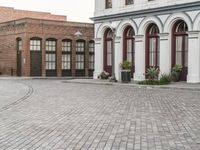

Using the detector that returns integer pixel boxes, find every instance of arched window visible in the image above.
[123,26,135,77]
[146,24,159,69]
[89,40,95,77]
[104,28,113,75]
[172,20,188,81]
[62,39,72,76]
[76,40,85,76]
[45,39,57,76]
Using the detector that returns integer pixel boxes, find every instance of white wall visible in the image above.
[94,0,200,83]
[94,0,199,17]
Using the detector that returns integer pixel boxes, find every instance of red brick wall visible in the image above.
[0,6,67,23]
[0,18,94,77]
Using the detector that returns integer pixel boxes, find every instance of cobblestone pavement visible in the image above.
[0,80,31,112]
[0,79,200,150]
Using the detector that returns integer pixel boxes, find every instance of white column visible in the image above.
[187,31,200,83]
[93,38,103,79]
[114,36,122,81]
[159,33,171,75]
[134,35,145,81]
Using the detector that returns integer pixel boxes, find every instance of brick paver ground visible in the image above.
[0,79,200,150]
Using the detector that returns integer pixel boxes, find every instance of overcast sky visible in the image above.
[0,0,94,23]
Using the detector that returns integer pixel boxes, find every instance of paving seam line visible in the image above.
[0,82,34,113]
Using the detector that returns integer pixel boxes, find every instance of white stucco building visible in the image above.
[92,0,200,83]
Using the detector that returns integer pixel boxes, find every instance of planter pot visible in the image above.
[171,71,181,82]
[121,70,131,83]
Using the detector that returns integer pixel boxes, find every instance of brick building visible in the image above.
[0,7,94,77]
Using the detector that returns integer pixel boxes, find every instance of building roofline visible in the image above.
[91,1,200,22]
[0,17,94,27]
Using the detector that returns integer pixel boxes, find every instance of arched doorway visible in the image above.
[146,24,160,70]
[123,26,135,77]
[172,20,188,81]
[104,28,113,75]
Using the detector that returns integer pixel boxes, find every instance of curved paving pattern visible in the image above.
[0,79,200,150]
[0,80,33,112]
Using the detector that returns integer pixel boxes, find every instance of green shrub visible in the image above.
[138,74,171,85]
[120,60,131,70]
[172,64,182,72]
[146,67,159,80]
[138,80,160,85]
[171,64,182,82]
[159,74,171,85]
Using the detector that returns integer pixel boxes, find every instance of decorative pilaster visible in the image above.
[134,35,145,81]
[187,31,200,83]
[93,38,103,79]
[158,33,170,75]
[114,36,122,80]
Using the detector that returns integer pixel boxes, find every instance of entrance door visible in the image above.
[17,39,22,76]
[30,39,42,76]
[172,20,188,81]
[123,26,135,78]
[17,50,22,76]
[30,51,41,76]
[174,35,188,81]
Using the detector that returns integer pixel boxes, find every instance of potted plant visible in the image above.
[171,64,182,82]
[146,67,159,80]
[120,60,131,83]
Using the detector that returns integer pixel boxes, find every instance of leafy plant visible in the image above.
[159,74,171,85]
[146,67,159,80]
[120,60,131,70]
[138,80,160,85]
[171,64,182,82]
[172,64,182,72]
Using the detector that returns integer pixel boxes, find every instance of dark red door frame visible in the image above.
[123,26,135,77]
[145,24,159,72]
[171,20,188,81]
[103,28,112,75]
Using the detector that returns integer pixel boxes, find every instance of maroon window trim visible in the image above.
[123,26,135,76]
[171,20,188,68]
[171,20,188,81]
[145,24,159,71]
[104,28,113,74]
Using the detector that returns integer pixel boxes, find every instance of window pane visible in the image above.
[46,40,56,52]
[62,54,71,69]
[30,39,41,51]
[89,42,94,52]
[62,41,71,52]
[106,0,112,8]
[76,41,85,52]
[175,36,182,65]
